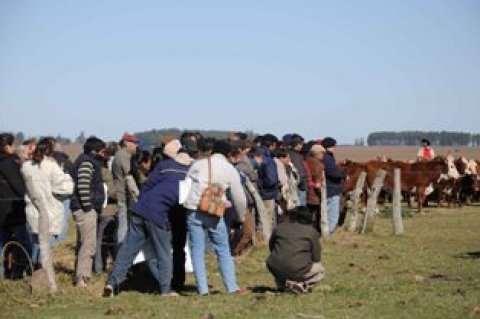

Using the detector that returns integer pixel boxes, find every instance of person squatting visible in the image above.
[0,131,345,295]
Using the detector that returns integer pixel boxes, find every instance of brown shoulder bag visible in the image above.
[198,156,226,217]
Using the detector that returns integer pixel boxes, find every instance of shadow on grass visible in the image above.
[248,285,278,294]
[455,251,480,259]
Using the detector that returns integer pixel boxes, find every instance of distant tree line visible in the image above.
[367,131,480,146]
[9,131,73,145]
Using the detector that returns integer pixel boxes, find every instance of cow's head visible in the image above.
[466,159,478,175]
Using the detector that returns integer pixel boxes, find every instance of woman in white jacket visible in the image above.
[21,138,74,269]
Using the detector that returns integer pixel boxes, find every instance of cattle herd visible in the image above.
[339,156,479,212]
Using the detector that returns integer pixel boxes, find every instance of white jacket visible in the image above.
[183,154,247,222]
[21,157,74,235]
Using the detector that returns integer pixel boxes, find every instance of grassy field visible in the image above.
[1,205,479,319]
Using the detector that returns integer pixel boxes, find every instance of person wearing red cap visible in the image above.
[112,132,139,250]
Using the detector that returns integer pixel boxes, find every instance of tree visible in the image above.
[14,131,25,144]
[75,131,86,144]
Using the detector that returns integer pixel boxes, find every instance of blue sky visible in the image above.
[1,0,479,143]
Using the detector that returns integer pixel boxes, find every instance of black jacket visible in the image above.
[322,151,346,198]
[287,150,308,191]
[0,153,26,227]
[70,153,105,213]
[267,221,320,281]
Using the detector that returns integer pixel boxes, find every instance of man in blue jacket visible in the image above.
[104,141,192,297]
[321,137,346,235]
[256,134,279,241]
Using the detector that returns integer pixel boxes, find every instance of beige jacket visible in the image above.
[183,154,247,222]
[21,157,74,235]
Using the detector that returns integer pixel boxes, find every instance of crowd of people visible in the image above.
[0,130,349,296]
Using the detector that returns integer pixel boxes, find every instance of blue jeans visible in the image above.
[0,224,32,280]
[31,234,57,265]
[327,195,340,234]
[186,210,239,295]
[116,203,128,249]
[298,190,307,207]
[107,214,173,293]
[58,198,71,241]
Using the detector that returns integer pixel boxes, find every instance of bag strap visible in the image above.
[207,156,212,187]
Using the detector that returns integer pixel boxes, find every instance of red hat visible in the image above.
[121,132,139,143]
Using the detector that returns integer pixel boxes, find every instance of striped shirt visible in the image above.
[77,161,94,212]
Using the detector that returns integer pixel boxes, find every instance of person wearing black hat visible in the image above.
[417,138,435,161]
[321,137,346,236]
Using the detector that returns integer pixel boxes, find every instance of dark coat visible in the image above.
[322,151,346,198]
[132,158,190,230]
[287,150,308,191]
[267,221,321,281]
[0,153,26,227]
[257,149,279,200]
[70,153,105,212]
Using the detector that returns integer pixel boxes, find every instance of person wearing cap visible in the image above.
[112,132,139,250]
[321,137,346,235]
[266,206,325,294]
[417,138,435,161]
[104,139,193,297]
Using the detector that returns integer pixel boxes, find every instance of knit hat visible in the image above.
[163,139,182,158]
[321,137,336,149]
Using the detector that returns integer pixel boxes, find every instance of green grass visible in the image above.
[1,205,479,319]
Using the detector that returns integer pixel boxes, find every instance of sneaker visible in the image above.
[231,287,249,295]
[285,280,308,294]
[103,284,115,297]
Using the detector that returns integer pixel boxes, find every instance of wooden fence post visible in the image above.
[320,172,329,237]
[392,168,405,235]
[361,169,386,234]
[348,171,367,232]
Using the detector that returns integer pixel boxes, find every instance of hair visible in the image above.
[289,206,313,224]
[83,136,106,154]
[0,132,14,154]
[229,140,247,157]
[22,138,37,146]
[150,146,164,172]
[212,139,233,157]
[253,135,263,145]
[135,150,151,165]
[302,140,317,155]
[289,133,304,148]
[273,148,289,159]
[105,142,119,157]
[233,132,248,141]
[180,131,197,144]
[32,137,54,164]
[261,133,278,148]
[197,137,215,154]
